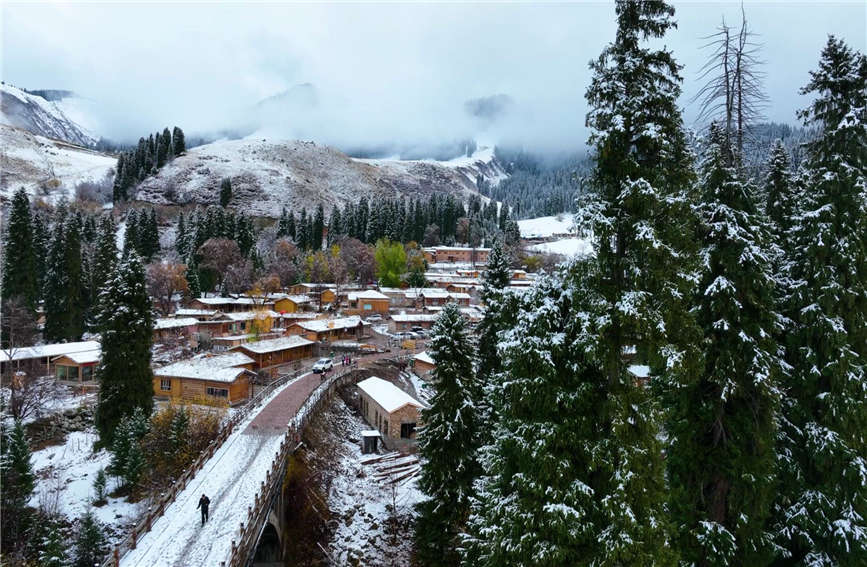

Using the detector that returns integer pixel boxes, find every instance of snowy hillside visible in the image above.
[0,83,98,146]
[134,137,506,217]
[0,124,115,202]
[355,145,508,188]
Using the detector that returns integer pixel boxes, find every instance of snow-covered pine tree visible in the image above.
[220,178,232,208]
[185,254,202,300]
[764,140,797,239]
[172,126,185,156]
[569,0,699,561]
[0,420,35,514]
[665,124,782,565]
[773,37,867,566]
[74,510,106,567]
[32,212,49,302]
[43,211,85,342]
[95,251,154,446]
[123,209,139,256]
[465,260,675,566]
[142,208,159,259]
[91,216,118,331]
[39,521,66,567]
[416,302,482,566]
[313,203,325,251]
[1,188,38,311]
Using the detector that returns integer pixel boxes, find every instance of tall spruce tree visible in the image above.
[416,303,481,566]
[0,420,35,516]
[666,124,782,565]
[92,216,119,330]
[95,251,154,446]
[2,188,38,311]
[43,212,85,342]
[464,261,675,566]
[74,511,106,567]
[32,212,49,302]
[313,203,325,251]
[220,178,232,208]
[123,209,139,256]
[773,37,867,566]
[172,126,185,156]
[577,0,700,561]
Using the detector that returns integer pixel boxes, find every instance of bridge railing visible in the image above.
[223,367,363,567]
[105,368,309,567]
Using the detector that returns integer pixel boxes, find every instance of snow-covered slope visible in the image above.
[0,124,115,202]
[0,83,98,146]
[355,145,508,188]
[134,138,506,217]
[518,214,577,238]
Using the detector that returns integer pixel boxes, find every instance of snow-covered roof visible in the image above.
[225,311,280,321]
[449,292,471,300]
[276,294,311,304]
[391,313,439,322]
[517,215,577,238]
[51,349,101,365]
[154,317,199,330]
[348,290,389,301]
[628,365,651,378]
[432,246,491,252]
[414,351,435,366]
[294,316,368,333]
[154,352,255,383]
[174,308,220,318]
[232,335,313,354]
[419,289,450,299]
[0,341,100,363]
[357,376,425,413]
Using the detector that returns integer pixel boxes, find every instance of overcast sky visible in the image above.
[2,1,865,153]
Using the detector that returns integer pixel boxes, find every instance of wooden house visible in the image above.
[348,290,390,314]
[231,336,315,376]
[153,352,256,405]
[273,294,312,314]
[153,317,200,344]
[412,351,436,375]
[391,313,439,332]
[285,316,371,342]
[52,349,100,383]
[357,376,425,444]
[1,341,100,377]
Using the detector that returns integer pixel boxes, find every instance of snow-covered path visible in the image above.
[121,373,321,567]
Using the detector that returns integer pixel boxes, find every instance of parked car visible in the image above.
[365,314,383,322]
[410,326,427,337]
[312,358,333,373]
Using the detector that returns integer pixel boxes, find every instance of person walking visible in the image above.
[197,494,210,525]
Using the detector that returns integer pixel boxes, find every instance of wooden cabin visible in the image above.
[391,313,439,332]
[285,316,371,343]
[412,351,436,375]
[357,376,425,444]
[153,317,199,345]
[52,349,100,383]
[231,336,315,376]
[348,290,390,314]
[1,341,100,377]
[153,352,256,406]
[273,294,312,314]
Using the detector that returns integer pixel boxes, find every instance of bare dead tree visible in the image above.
[692,4,768,164]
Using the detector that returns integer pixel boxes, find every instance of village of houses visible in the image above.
[3,245,537,451]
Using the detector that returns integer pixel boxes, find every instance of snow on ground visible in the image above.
[529,237,594,257]
[121,374,310,567]
[0,124,114,202]
[324,396,422,565]
[29,429,140,529]
[518,214,577,238]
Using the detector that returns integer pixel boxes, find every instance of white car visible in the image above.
[312,358,333,373]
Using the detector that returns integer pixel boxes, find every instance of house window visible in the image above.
[55,365,69,380]
[363,303,372,310]
[400,423,416,439]
[160,379,171,391]
[207,387,229,398]
[81,365,94,381]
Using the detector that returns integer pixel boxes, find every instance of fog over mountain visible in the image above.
[2,2,864,156]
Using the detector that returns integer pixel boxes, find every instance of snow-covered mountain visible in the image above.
[0,83,98,147]
[0,124,115,202]
[133,137,507,216]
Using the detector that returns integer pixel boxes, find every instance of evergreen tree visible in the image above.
[74,510,106,567]
[93,468,107,504]
[666,125,782,565]
[32,212,49,302]
[773,37,867,566]
[416,303,481,566]
[124,209,139,256]
[157,127,171,167]
[313,203,325,250]
[465,262,674,566]
[1,188,38,311]
[142,208,159,259]
[95,252,154,446]
[764,140,797,240]
[297,208,309,250]
[113,153,126,201]
[43,212,85,342]
[185,255,202,299]
[92,216,119,330]
[39,520,66,567]
[277,207,290,237]
[0,420,35,514]
[172,126,185,156]
[220,178,232,208]
[109,408,148,487]
[176,212,188,258]
[286,212,296,241]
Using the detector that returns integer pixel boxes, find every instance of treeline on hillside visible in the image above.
[113,126,186,202]
[413,6,866,567]
[487,148,590,218]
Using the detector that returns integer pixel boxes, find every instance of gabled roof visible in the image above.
[154,317,199,330]
[293,316,368,333]
[154,352,255,383]
[413,351,435,366]
[232,335,314,354]
[51,349,101,365]
[349,290,389,301]
[0,341,100,363]
[357,376,424,413]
